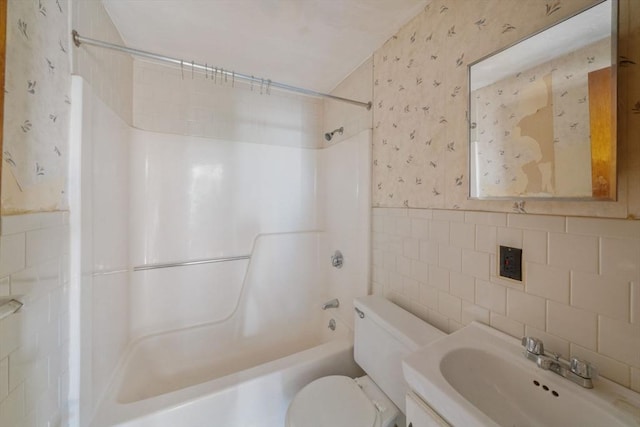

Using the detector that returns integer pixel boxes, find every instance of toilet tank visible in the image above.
[353,296,445,414]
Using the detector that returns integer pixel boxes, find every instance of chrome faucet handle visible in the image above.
[331,250,343,269]
[570,357,594,379]
[521,336,544,355]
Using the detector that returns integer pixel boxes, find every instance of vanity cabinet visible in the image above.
[405,392,450,427]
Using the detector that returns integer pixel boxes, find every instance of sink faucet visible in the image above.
[521,336,594,389]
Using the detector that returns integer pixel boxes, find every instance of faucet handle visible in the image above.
[521,336,545,355]
[570,357,594,379]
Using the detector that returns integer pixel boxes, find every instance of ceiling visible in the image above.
[102,0,429,93]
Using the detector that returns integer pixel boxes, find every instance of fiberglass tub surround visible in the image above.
[96,336,359,427]
[73,71,372,425]
[122,231,330,404]
[92,297,360,426]
[89,225,366,427]
[89,232,363,426]
[126,124,372,338]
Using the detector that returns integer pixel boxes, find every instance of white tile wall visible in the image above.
[438,244,461,272]
[547,301,597,350]
[373,208,640,391]
[571,271,630,321]
[598,316,640,367]
[449,272,474,303]
[450,222,475,250]
[522,230,547,264]
[549,233,599,273]
[489,313,524,338]
[476,280,506,315]
[0,213,69,427]
[600,237,640,281]
[525,262,570,304]
[507,289,546,330]
[475,224,497,254]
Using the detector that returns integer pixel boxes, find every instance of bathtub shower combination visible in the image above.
[69,32,371,425]
[91,234,362,427]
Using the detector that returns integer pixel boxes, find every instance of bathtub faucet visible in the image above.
[322,298,340,310]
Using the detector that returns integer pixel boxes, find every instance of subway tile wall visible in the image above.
[0,213,70,426]
[372,207,640,391]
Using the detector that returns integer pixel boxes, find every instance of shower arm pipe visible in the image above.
[71,31,372,110]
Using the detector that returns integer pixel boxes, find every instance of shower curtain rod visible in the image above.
[71,31,372,110]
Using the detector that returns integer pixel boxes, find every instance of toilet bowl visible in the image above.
[286,375,398,427]
[286,296,445,427]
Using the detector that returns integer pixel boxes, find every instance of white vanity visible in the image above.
[405,390,449,427]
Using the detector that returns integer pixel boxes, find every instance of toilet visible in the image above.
[286,295,445,427]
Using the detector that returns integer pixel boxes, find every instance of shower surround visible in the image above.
[70,52,372,426]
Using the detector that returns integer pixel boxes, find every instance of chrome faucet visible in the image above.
[322,298,340,310]
[521,336,594,388]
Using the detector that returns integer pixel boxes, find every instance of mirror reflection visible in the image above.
[469,0,616,200]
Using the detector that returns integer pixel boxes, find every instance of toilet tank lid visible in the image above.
[354,296,446,350]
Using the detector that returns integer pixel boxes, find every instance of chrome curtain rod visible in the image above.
[133,255,251,271]
[71,31,372,110]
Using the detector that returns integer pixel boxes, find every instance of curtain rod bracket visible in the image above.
[72,30,81,47]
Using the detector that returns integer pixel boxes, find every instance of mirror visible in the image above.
[469,0,616,200]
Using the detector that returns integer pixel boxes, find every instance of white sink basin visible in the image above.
[403,322,640,426]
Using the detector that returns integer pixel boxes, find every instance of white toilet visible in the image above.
[286,295,445,427]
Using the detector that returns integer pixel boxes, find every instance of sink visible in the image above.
[403,322,640,426]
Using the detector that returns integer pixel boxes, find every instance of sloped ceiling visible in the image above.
[102,0,430,92]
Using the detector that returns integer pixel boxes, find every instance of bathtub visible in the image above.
[90,232,363,426]
[90,312,360,427]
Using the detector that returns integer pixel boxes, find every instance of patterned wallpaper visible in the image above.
[372,0,640,218]
[2,0,71,213]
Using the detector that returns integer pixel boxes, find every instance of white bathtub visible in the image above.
[89,231,363,426]
[90,312,360,427]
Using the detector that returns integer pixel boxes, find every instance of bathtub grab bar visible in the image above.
[133,255,251,271]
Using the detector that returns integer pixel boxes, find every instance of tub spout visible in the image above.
[322,298,340,310]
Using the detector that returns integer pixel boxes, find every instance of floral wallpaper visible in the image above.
[471,38,610,198]
[2,0,70,213]
[372,0,640,218]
